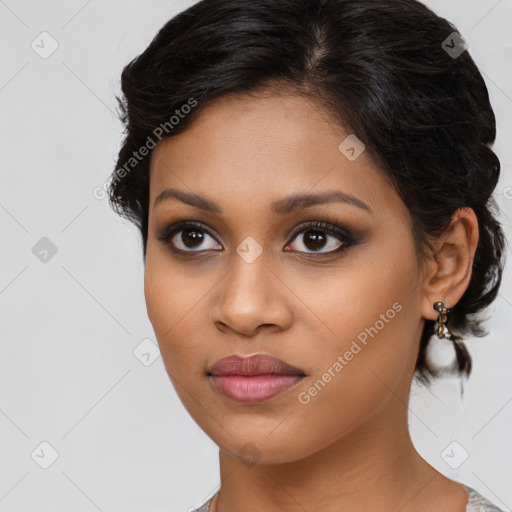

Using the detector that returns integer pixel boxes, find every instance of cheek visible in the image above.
[143,255,207,369]
[144,260,214,417]
[144,245,207,328]
[320,269,414,374]
[293,239,420,424]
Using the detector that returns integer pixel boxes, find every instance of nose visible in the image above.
[209,250,293,337]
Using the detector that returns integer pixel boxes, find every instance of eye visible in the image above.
[157,217,360,257]
[284,220,354,255]
[157,221,222,253]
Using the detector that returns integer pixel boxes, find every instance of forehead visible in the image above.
[151,92,342,170]
[149,92,404,221]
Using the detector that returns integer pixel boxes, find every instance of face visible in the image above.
[144,91,429,465]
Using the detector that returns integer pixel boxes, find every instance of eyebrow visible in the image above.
[153,188,372,215]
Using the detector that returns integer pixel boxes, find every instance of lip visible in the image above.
[207,354,306,404]
[208,354,306,376]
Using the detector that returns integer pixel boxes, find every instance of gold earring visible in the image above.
[433,301,455,340]
[431,301,471,379]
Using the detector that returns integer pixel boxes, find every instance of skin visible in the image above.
[144,90,479,512]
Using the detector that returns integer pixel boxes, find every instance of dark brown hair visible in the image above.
[108,0,507,385]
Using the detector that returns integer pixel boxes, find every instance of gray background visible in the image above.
[1,1,511,511]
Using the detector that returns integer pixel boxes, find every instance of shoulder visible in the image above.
[464,484,505,511]
[189,495,214,512]
[188,486,505,511]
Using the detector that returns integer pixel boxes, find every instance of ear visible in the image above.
[420,207,479,321]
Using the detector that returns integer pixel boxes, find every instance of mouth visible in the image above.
[207,354,306,404]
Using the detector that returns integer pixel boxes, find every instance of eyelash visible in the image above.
[156,215,361,258]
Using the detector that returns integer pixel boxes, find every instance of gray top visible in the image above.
[191,485,504,511]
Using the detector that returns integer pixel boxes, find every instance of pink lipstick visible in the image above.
[207,354,306,404]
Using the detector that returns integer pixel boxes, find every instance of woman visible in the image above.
[108,0,507,510]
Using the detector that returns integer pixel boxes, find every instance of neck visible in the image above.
[212,395,455,512]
